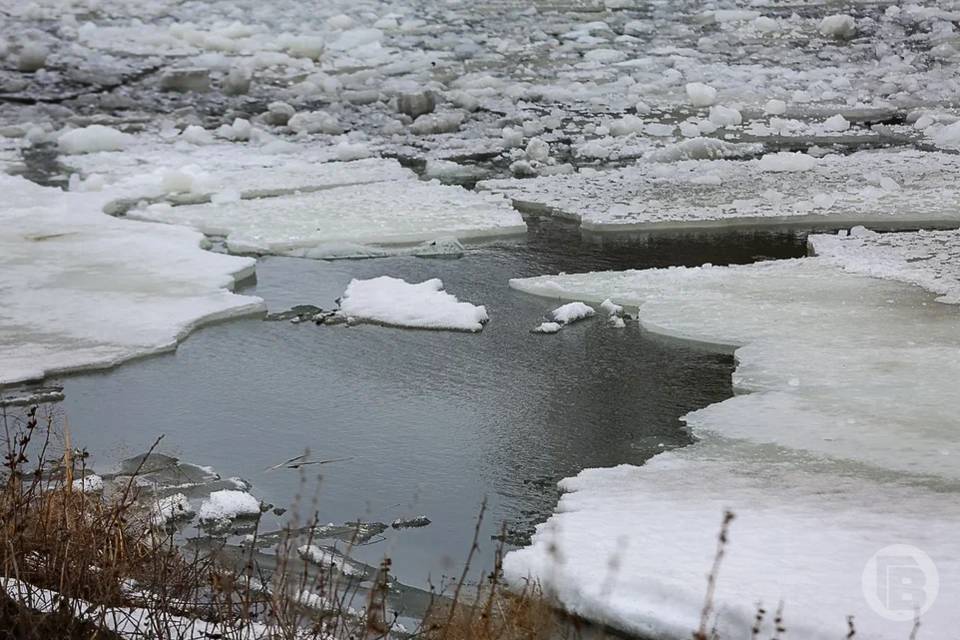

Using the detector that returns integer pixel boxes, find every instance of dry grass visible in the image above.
[0,406,566,640]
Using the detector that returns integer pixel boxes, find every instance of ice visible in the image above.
[198,489,261,522]
[599,298,623,317]
[684,82,716,107]
[532,322,562,334]
[58,125,132,154]
[297,544,363,576]
[819,14,857,39]
[130,174,524,259]
[506,255,960,639]
[810,227,960,304]
[72,474,104,493]
[0,173,264,386]
[550,301,595,325]
[479,150,960,231]
[335,276,488,332]
[151,493,194,527]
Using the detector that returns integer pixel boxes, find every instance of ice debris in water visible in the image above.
[551,302,595,325]
[151,493,194,527]
[58,125,132,154]
[532,322,562,335]
[335,276,488,332]
[72,474,104,493]
[198,490,261,522]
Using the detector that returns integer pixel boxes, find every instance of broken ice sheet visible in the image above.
[130,176,524,259]
[0,173,264,386]
[480,149,960,231]
[506,255,960,638]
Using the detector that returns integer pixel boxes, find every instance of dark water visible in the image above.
[55,221,805,588]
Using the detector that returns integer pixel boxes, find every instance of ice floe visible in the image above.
[480,150,960,232]
[0,173,264,386]
[506,254,960,638]
[335,276,488,332]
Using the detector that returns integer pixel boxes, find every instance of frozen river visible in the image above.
[54,224,804,587]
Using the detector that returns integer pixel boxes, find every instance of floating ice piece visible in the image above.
[599,298,623,316]
[607,316,626,328]
[810,227,960,303]
[336,276,488,332]
[391,515,431,529]
[819,14,856,39]
[132,175,523,258]
[198,490,261,522]
[708,105,741,127]
[532,322,562,334]
[931,121,960,150]
[0,174,264,386]
[58,125,132,154]
[757,151,816,172]
[298,545,363,576]
[479,150,960,232]
[685,82,717,107]
[822,114,850,132]
[506,256,960,639]
[763,99,786,115]
[551,302,595,324]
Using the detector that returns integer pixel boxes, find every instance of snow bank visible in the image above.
[506,258,960,639]
[0,174,264,386]
[336,276,488,332]
[198,490,261,522]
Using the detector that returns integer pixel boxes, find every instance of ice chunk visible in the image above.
[336,276,488,332]
[708,105,741,127]
[822,114,850,132]
[763,99,786,115]
[685,82,717,107]
[72,474,104,493]
[480,150,960,231]
[819,14,856,39]
[17,43,49,72]
[198,490,260,522]
[298,545,363,576]
[599,298,623,316]
[288,111,341,134]
[757,151,816,172]
[131,173,524,259]
[58,125,132,154]
[0,175,263,386]
[551,302,595,324]
[532,322,562,334]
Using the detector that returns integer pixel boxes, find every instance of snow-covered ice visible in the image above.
[130,174,524,259]
[480,150,960,232]
[506,256,960,639]
[151,493,194,527]
[0,174,264,386]
[550,302,595,325]
[198,490,261,522]
[336,276,489,332]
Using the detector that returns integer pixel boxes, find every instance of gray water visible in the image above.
[55,221,805,588]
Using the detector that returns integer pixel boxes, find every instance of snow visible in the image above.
[198,490,261,522]
[685,82,717,107]
[336,276,488,332]
[58,125,132,154]
[72,474,104,493]
[151,493,194,526]
[506,256,960,639]
[0,174,264,386]
[131,173,524,259]
[599,298,623,317]
[479,150,960,232]
[810,227,960,304]
[551,302,595,325]
[532,322,562,334]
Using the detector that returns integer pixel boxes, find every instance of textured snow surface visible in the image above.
[480,150,960,230]
[0,174,264,386]
[130,173,523,258]
[551,302,595,324]
[337,276,488,332]
[810,227,960,304]
[506,258,960,639]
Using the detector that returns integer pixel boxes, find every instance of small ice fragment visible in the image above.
[18,43,49,72]
[685,82,717,107]
[600,298,624,317]
[764,99,786,115]
[151,493,194,526]
[391,515,431,528]
[72,474,103,493]
[819,14,856,39]
[708,105,742,127]
[823,114,850,132]
[608,316,626,329]
[525,137,550,162]
[533,322,562,334]
[757,151,816,172]
[551,302,595,325]
[58,125,132,154]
